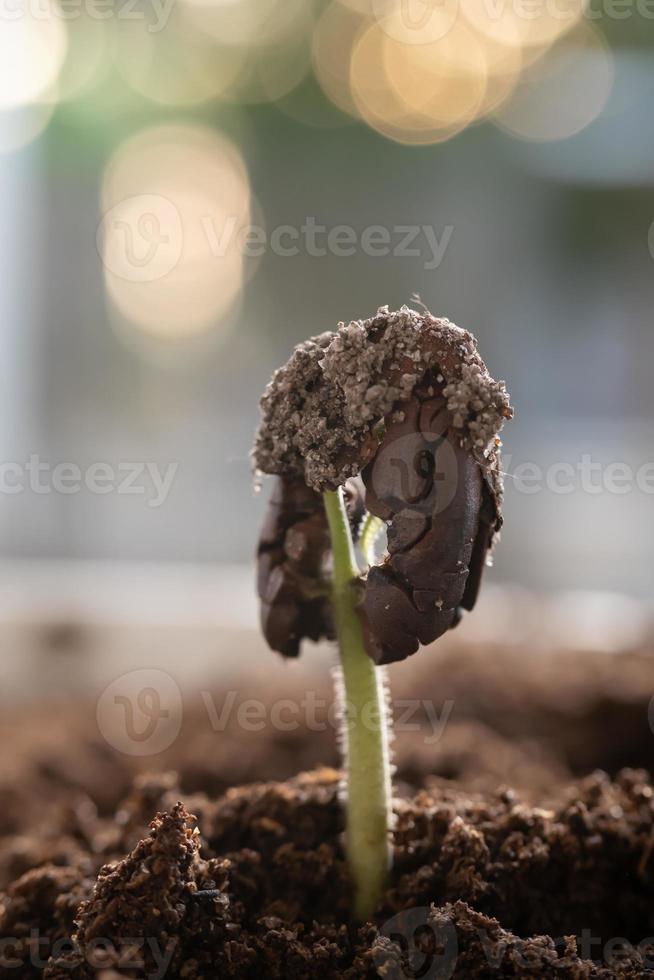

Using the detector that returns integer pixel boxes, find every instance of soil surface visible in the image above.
[1,636,654,978]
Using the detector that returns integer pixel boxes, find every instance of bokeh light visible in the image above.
[99,124,253,340]
[495,23,614,142]
[350,19,489,145]
[0,101,58,155]
[461,0,585,52]
[0,0,67,109]
[57,16,107,102]
[0,0,610,152]
[112,11,244,106]
[475,34,525,116]
[220,35,312,105]
[382,21,490,126]
[309,0,603,146]
[312,1,365,118]
[182,0,311,50]
[371,0,460,46]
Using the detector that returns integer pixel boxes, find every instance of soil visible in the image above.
[1,634,654,978]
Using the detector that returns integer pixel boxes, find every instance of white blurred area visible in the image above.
[0,565,651,707]
[0,0,653,651]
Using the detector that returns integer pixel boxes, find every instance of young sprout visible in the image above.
[253,306,512,920]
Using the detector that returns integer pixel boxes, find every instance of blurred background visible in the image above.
[1,0,654,688]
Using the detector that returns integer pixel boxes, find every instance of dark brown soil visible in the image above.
[2,638,654,978]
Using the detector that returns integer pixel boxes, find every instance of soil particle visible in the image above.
[0,865,92,979]
[2,638,654,978]
[253,306,512,493]
[3,767,654,978]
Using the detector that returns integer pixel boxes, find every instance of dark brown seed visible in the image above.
[359,380,499,664]
[253,308,512,662]
[256,476,365,658]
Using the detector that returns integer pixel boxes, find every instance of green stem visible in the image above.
[323,487,392,921]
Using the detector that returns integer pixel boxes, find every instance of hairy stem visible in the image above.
[323,487,392,921]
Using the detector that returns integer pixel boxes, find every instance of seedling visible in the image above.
[253,306,512,920]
